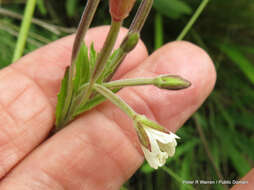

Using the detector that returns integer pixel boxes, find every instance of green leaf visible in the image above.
[98,48,121,83]
[226,143,251,177]
[218,43,254,85]
[81,45,90,84]
[75,88,120,117]
[153,0,192,19]
[180,152,193,190]
[75,95,107,116]
[73,43,90,92]
[37,0,47,15]
[89,43,97,71]
[216,126,251,177]
[55,66,70,127]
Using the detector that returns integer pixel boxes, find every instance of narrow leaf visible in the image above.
[219,43,254,85]
[55,66,70,126]
[153,0,192,19]
[81,44,90,84]
[73,43,90,92]
[98,48,121,83]
[74,88,120,116]
[89,43,97,71]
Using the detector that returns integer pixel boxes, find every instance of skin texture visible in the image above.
[231,169,254,190]
[0,25,247,190]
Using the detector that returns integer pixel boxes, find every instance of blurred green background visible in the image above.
[0,0,253,189]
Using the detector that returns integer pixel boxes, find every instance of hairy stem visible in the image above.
[104,78,154,88]
[78,20,122,106]
[71,0,100,62]
[130,0,154,33]
[94,84,136,118]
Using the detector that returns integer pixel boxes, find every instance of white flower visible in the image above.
[140,126,180,169]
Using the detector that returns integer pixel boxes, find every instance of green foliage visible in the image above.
[218,43,254,85]
[99,49,121,80]
[73,43,90,92]
[37,0,47,15]
[55,42,123,126]
[55,42,97,127]
[66,0,79,17]
[55,66,70,127]
[153,0,192,19]
[0,30,15,68]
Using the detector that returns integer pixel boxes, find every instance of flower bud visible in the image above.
[110,0,136,21]
[153,75,191,90]
[120,32,139,52]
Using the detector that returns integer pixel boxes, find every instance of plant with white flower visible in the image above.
[55,0,190,169]
[135,115,180,169]
[94,84,183,169]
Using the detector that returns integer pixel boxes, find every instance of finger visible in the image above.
[231,169,254,190]
[0,26,148,178]
[0,42,216,189]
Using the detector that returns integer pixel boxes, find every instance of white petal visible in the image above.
[140,125,179,169]
[169,132,180,139]
[157,139,177,157]
[141,145,168,169]
[144,127,179,144]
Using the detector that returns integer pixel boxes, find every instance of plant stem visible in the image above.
[79,74,190,93]
[94,84,136,118]
[61,0,100,127]
[78,20,122,106]
[104,78,154,88]
[105,0,153,81]
[78,77,153,93]
[61,20,122,127]
[176,0,210,41]
[100,48,125,82]
[92,20,122,81]
[12,0,37,62]
[103,32,139,82]
[71,0,100,63]
[154,12,163,50]
[193,113,229,190]
[130,0,154,33]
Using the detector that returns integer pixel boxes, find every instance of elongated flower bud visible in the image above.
[110,0,136,21]
[153,75,191,90]
[120,32,139,52]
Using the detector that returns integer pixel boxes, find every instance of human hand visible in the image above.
[0,26,218,189]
